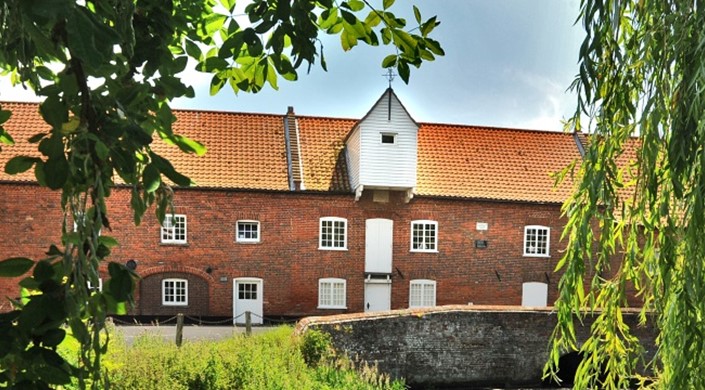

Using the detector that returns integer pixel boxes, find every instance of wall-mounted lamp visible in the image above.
[126,259,137,270]
[205,266,213,274]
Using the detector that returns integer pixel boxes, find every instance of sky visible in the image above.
[0,1,585,131]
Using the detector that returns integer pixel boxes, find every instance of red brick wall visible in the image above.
[139,271,210,316]
[0,183,578,317]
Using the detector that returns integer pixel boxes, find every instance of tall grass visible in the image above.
[57,325,404,390]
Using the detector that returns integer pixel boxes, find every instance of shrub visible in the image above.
[300,329,333,367]
[56,325,404,389]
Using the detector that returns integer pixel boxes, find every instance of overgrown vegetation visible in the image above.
[0,1,442,387]
[56,325,403,390]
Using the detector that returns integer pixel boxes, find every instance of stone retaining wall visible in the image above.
[296,305,656,387]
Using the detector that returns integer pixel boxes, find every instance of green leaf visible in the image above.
[28,133,46,143]
[33,260,55,283]
[5,156,41,175]
[95,140,110,160]
[383,0,395,10]
[397,60,410,83]
[341,30,357,51]
[0,110,10,123]
[39,95,67,129]
[319,8,339,29]
[41,328,66,347]
[210,74,226,95]
[346,0,365,11]
[0,129,14,146]
[43,155,69,190]
[66,7,120,72]
[184,38,202,60]
[0,257,34,277]
[392,29,417,52]
[382,54,397,68]
[413,5,421,23]
[341,10,357,25]
[107,262,133,302]
[364,11,382,28]
[172,134,207,156]
[40,365,71,385]
[421,16,439,37]
[143,163,161,193]
[266,60,278,90]
[19,277,40,290]
[98,235,119,248]
[150,152,193,187]
[203,13,228,35]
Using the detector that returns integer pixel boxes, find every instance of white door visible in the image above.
[233,278,263,324]
[521,282,548,307]
[364,280,391,312]
[365,218,393,273]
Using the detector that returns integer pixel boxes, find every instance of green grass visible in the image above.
[57,325,405,390]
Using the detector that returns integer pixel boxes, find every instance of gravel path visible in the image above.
[114,325,275,345]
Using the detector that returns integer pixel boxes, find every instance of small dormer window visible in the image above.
[381,133,396,144]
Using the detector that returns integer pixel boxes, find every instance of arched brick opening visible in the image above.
[138,267,212,316]
[542,351,581,388]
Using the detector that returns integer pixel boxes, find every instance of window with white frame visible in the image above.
[318,278,346,309]
[161,214,187,244]
[411,220,438,252]
[162,278,188,306]
[524,225,550,256]
[236,220,260,243]
[409,279,436,308]
[319,217,347,250]
[381,132,397,144]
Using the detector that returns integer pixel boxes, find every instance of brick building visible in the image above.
[0,89,587,322]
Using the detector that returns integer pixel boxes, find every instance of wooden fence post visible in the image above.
[176,313,184,347]
[245,311,251,336]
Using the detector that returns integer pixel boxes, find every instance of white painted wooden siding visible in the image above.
[346,126,362,190]
[348,91,418,189]
[365,218,393,273]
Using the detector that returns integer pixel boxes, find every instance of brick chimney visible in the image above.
[284,106,304,191]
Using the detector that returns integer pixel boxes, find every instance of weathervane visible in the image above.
[383,68,397,88]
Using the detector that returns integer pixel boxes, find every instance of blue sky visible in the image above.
[0,1,585,131]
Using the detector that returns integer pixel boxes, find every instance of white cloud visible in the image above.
[506,69,576,131]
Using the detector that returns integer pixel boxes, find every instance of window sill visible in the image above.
[523,254,550,258]
[318,306,347,310]
[236,240,261,244]
[162,303,189,307]
[160,242,189,246]
[318,247,348,251]
[410,249,439,253]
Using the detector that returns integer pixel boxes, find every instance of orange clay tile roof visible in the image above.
[162,109,289,191]
[296,116,356,192]
[0,101,584,203]
[416,123,579,203]
[0,102,290,191]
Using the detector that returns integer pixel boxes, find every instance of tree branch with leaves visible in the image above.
[547,1,705,389]
[0,0,443,388]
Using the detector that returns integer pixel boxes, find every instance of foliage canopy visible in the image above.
[0,0,443,388]
[548,0,705,388]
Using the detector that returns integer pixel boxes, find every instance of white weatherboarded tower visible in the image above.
[345,88,418,202]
